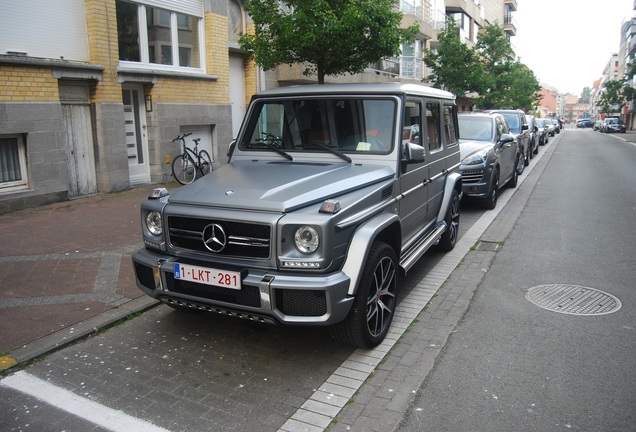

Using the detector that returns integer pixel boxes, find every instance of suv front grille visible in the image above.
[168,216,271,259]
[461,169,483,184]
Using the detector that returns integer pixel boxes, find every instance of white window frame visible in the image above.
[118,1,206,75]
[0,135,29,193]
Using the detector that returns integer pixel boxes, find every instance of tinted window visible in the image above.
[500,113,520,133]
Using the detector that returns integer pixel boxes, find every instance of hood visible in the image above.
[459,139,493,161]
[167,159,395,212]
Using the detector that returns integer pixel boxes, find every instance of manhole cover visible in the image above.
[526,284,621,316]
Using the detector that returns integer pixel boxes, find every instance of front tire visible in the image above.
[437,189,460,251]
[198,150,213,176]
[482,169,499,210]
[330,242,397,348]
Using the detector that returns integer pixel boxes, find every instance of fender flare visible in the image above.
[436,172,463,223]
[341,212,400,296]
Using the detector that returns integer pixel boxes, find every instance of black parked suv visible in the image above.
[487,109,530,173]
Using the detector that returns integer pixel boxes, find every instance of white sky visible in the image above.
[512,0,635,96]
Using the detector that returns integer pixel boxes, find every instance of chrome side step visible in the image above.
[399,223,446,272]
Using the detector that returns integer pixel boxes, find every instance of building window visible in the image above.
[228,0,244,43]
[0,135,28,192]
[116,0,203,71]
[401,40,422,79]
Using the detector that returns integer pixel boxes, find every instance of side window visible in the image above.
[403,100,422,146]
[0,135,29,192]
[443,104,458,146]
[426,102,441,152]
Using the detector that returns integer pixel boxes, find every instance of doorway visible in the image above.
[122,85,150,185]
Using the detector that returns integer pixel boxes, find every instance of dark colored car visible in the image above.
[535,118,549,145]
[487,109,530,172]
[549,118,561,134]
[526,115,539,158]
[576,119,594,128]
[458,112,520,210]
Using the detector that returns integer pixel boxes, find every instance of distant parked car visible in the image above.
[576,119,594,128]
[545,118,556,136]
[593,120,603,131]
[603,117,626,133]
[526,115,539,159]
[535,118,549,145]
[549,118,561,134]
[458,112,521,210]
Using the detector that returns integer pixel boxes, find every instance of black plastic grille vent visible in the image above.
[168,216,271,259]
[461,169,484,184]
[165,274,261,308]
[381,186,393,201]
[274,289,327,317]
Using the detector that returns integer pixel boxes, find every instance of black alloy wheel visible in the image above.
[437,189,460,251]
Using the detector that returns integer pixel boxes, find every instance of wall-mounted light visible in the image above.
[145,94,153,112]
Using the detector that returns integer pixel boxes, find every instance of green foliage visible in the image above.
[239,0,418,83]
[424,22,540,111]
[581,87,592,99]
[423,17,484,96]
[598,79,626,115]
[474,24,541,111]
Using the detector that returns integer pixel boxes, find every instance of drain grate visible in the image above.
[526,284,621,316]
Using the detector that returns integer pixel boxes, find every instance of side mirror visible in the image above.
[522,124,529,131]
[500,133,514,145]
[402,142,425,163]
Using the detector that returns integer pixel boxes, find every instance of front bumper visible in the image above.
[460,167,490,199]
[132,248,354,326]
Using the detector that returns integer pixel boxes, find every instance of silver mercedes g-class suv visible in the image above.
[132,83,462,348]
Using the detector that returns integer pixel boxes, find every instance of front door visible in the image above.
[59,81,97,198]
[122,85,150,185]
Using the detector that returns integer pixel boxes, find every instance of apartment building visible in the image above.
[480,0,517,39]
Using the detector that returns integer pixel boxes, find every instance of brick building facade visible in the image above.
[0,0,254,212]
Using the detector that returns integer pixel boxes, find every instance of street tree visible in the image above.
[471,23,541,111]
[598,79,625,115]
[423,16,484,96]
[581,86,592,100]
[239,0,418,84]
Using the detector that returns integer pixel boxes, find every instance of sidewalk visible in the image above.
[0,183,173,370]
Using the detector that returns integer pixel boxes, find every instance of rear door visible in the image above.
[423,100,446,223]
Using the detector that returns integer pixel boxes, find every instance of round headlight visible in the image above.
[294,226,319,254]
[146,211,162,235]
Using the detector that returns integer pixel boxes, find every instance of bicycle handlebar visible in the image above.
[171,132,192,142]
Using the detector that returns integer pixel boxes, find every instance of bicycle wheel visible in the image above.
[198,150,213,176]
[172,154,196,185]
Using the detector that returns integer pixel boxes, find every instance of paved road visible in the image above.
[397,128,636,431]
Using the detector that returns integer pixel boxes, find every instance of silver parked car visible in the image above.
[458,112,521,209]
[535,118,549,145]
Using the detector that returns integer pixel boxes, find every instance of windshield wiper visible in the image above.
[254,134,293,161]
[264,143,293,160]
[314,142,351,163]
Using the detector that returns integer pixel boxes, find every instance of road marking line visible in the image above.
[1,371,170,432]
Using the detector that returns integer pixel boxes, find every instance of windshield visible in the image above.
[239,97,397,155]
[500,113,520,132]
[458,117,493,141]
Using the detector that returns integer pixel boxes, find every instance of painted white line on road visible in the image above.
[1,371,170,432]
[279,133,561,432]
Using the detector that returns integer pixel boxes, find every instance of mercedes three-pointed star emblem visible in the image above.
[202,223,227,253]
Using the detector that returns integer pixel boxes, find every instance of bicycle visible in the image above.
[171,133,213,185]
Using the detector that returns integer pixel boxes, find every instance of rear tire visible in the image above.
[172,154,197,185]
[330,242,397,348]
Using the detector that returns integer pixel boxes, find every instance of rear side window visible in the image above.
[426,102,441,152]
[443,105,458,146]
